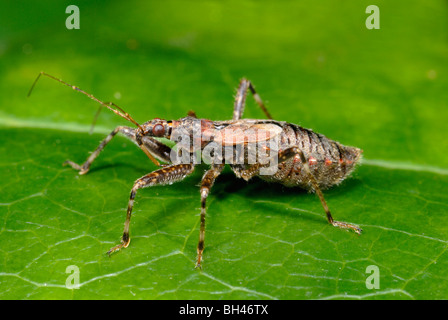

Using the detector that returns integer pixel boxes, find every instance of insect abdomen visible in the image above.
[261,124,362,190]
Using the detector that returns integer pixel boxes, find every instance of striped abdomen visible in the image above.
[260,123,362,190]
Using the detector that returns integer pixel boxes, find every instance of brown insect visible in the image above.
[28,72,363,268]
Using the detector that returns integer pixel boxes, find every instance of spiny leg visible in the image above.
[233,78,272,121]
[64,126,172,175]
[141,135,173,164]
[65,126,133,175]
[97,101,165,167]
[196,164,224,269]
[234,146,300,181]
[290,147,362,234]
[107,163,196,255]
[237,146,361,233]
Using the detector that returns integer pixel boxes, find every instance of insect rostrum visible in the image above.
[29,72,362,269]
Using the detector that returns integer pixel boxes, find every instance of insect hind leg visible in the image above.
[238,146,362,234]
[288,147,362,234]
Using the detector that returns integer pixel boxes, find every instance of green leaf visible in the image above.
[1,0,447,300]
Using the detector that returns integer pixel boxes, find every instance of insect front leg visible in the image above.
[107,163,196,255]
[64,126,134,174]
[196,164,224,269]
[233,78,272,120]
[65,126,172,174]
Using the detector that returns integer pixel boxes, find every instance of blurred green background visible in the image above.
[1,0,447,300]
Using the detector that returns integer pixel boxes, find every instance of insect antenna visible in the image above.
[89,106,103,135]
[28,71,144,131]
[89,102,124,135]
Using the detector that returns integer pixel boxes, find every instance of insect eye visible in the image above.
[152,124,165,137]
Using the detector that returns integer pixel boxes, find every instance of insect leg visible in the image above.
[233,146,299,181]
[238,146,361,233]
[233,78,272,120]
[196,164,224,269]
[107,163,196,255]
[65,126,172,174]
[65,126,133,174]
[289,147,362,234]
